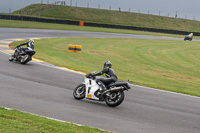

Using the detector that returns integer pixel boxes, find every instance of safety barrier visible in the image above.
[0,14,79,25]
[1,14,200,36]
[75,45,82,53]
[68,44,82,53]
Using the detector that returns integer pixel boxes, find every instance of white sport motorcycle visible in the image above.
[73,72,131,107]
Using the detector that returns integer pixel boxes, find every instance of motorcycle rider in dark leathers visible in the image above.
[90,61,118,92]
[13,39,34,60]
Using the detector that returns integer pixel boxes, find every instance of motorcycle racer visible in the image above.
[13,39,34,60]
[90,61,118,92]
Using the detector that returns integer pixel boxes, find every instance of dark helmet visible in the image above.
[103,61,112,68]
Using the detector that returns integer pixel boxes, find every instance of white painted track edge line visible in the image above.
[0,38,199,99]
[1,106,109,132]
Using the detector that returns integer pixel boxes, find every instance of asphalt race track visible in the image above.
[0,28,200,133]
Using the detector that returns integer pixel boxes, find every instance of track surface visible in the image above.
[0,28,200,133]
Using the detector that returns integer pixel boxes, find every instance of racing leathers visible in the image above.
[92,67,118,91]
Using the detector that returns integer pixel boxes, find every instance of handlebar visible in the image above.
[85,74,95,79]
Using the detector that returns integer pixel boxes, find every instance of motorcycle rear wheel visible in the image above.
[20,55,31,64]
[105,91,124,107]
[73,84,86,100]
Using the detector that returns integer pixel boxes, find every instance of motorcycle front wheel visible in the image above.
[9,54,14,61]
[73,84,86,100]
[105,91,124,107]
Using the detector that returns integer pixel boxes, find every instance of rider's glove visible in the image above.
[90,73,96,76]
[85,73,95,78]
[85,73,91,78]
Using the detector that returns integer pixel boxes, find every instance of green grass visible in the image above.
[2,4,200,132]
[0,107,111,133]
[1,19,200,40]
[12,4,200,32]
[12,38,200,97]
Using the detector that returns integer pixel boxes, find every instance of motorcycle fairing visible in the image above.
[25,49,36,55]
[85,78,99,100]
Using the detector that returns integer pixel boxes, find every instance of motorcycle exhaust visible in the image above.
[110,86,124,92]
[102,86,124,95]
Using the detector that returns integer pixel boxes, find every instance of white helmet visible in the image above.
[28,39,34,49]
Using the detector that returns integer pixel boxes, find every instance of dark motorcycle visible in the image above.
[184,35,193,41]
[73,72,131,107]
[9,47,36,64]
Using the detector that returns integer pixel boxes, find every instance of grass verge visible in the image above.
[13,4,200,32]
[0,107,111,133]
[12,38,200,97]
[1,19,199,39]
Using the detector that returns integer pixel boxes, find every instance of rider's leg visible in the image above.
[96,77,115,92]
[96,77,108,92]
[14,48,19,59]
[96,80,106,91]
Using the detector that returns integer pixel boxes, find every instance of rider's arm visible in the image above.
[16,42,28,48]
[92,67,108,76]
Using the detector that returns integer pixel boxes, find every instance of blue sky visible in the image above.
[1,0,200,20]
